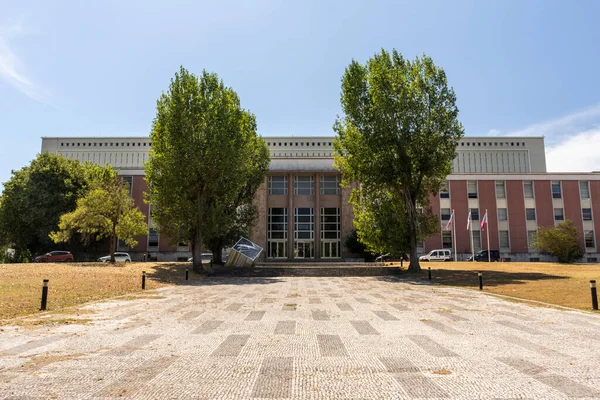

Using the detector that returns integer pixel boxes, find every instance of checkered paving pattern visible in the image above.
[1,276,600,399]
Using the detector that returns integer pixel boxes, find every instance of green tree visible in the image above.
[146,67,269,273]
[0,153,88,261]
[533,220,584,263]
[334,50,464,272]
[50,166,147,263]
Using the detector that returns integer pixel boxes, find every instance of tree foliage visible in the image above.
[334,49,464,272]
[533,220,584,263]
[146,67,269,273]
[0,153,88,261]
[352,186,438,259]
[50,166,147,263]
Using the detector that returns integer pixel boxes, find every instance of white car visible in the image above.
[419,249,453,262]
[98,252,132,263]
[188,253,213,263]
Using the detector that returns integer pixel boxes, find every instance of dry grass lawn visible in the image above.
[2,261,599,323]
[415,262,600,312]
[0,262,201,323]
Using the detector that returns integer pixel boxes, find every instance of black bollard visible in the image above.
[591,280,598,310]
[142,271,146,290]
[478,272,483,290]
[40,279,49,311]
[428,267,432,280]
[186,268,189,281]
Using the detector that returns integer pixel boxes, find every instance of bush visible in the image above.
[533,220,584,263]
[0,245,31,263]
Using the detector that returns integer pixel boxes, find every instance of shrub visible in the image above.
[533,220,584,263]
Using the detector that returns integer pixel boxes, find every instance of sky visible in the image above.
[1,0,600,188]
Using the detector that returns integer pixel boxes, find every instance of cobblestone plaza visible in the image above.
[1,276,600,399]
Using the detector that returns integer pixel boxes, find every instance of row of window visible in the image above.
[440,207,593,223]
[61,142,151,147]
[268,175,340,195]
[440,180,592,200]
[271,152,333,157]
[440,229,596,250]
[267,141,332,147]
[267,207,341,258]
[459,141,526,147]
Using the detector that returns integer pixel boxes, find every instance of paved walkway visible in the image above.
[1,276,600,399]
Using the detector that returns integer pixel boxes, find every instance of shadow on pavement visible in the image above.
[376,268,568,288]
[145,263,284,286]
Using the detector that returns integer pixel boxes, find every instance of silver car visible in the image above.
[98,252,132,263]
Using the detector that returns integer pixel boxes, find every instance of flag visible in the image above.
[466,210,471,230]
[481,210,488,231]
[445,210,454,231]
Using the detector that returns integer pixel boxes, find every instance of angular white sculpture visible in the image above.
[225,237,263,267]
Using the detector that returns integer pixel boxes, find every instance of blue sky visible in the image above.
[2,0,600,188]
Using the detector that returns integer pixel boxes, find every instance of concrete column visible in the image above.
[287,173,294,260]
[315,173,321,259]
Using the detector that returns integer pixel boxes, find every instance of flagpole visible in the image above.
[470,210,474,261]
[486,209,490,262]
[452,209,457,262]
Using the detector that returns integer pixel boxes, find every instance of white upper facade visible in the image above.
[41,135,547,173]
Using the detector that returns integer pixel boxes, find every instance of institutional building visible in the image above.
[41,136,600,262]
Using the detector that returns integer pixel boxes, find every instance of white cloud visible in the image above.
[505,103,600,145]
[0,18,50,104]
[485,104,600,173]
[545,128,600,172]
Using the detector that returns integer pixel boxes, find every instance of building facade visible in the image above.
[41,136,600,262]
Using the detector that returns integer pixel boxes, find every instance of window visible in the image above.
[470,208,479,221]
[472,231,481,251]
[321,208,340,240]
[467,181,478,198]
[585,231,595,248]
[148,228,159,248]
[122,176,133,197]
[580,181,590,199]
[524,181,534,199]
[294,208,314,240]
[582,208,592,221]
[526,208,536,221]
[321,208,340,258]
[495,181,506,198]
[441,208,451,221]
[268,175,288,195]
[499,230,510,249]
[554,208,564,221]
[268,208,287,258]
[320,175,340,195]
[294,175,314,195]
[440,181,449,198]
[527,230,537,248]
[497,208,508,221]
[441,230,452,249]
[552,182,562,199]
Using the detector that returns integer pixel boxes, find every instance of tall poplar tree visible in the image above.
[334,50,464,272]
[146,67,269,273]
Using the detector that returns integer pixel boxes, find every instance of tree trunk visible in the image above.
[192,234,207,273]
[109,232,116,263]
[403,187,421,272]
[211,243,223,265]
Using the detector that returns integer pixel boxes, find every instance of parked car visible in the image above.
[375,253,409,262]
[34,251,74,263]
[467,250,501,262]
[188,253,213,263]
[419,249,453,262]
[98,252,131,263]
